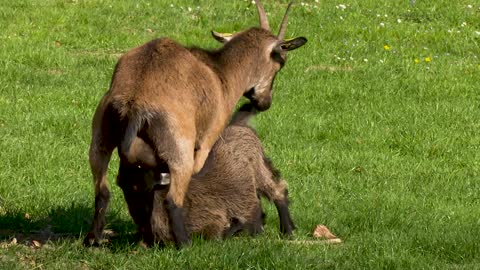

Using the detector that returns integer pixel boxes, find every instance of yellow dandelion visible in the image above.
[425,56,432,63]
[414,58,420,64]
[383,44,391,51]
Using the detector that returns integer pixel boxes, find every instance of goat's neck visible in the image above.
[189,45,259,111]
[216,50,258,110]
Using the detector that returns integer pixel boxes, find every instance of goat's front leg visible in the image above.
[246,204,265,236]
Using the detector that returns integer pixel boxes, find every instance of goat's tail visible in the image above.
[119,114,144,156]
[229,103,258,126]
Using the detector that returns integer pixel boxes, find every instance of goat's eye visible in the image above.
[271,51,285,67]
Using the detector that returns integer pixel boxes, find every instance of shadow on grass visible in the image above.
[0,202,138,248]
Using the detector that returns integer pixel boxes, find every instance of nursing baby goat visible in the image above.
[84,0,306,247]
[116,104,295,246]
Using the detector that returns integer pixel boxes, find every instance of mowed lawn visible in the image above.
[1,0,479,269]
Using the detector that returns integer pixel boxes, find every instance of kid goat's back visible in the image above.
[84,0,306,247]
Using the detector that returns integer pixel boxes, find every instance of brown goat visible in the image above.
[84,0,306,247]
[116,104,295,245]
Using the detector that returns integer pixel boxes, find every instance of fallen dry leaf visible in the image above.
[312,224,342,244]
[31,240,41,248]
[312,224,337,239]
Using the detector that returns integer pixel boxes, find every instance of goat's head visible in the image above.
[212,1,307,111]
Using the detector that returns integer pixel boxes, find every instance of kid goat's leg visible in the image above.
[256,156,296,236]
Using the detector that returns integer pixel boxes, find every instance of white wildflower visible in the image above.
[461,22,467,27]
[380,22,385,27]
[397,18,402,23]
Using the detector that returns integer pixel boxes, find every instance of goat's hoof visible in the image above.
[281,229,295,239]
[165,201,191,248]
[172,230,191,249]
[280,225,295,237]
[175,237,192,249]
[83,232,100,247]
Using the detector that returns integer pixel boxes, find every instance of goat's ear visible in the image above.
[278,37,307,51]
[211,31,234,43]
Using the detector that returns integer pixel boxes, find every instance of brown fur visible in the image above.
[84,1,306,247]
[117,104,294,245]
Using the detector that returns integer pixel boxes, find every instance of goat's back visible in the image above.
[107,38,223,118]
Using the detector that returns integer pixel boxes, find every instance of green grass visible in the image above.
[1,0,479,268]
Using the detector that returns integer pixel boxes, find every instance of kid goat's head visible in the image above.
[212,0,307,111]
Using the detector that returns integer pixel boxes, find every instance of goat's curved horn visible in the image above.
[277,2,293,40]
[254,0,270,31]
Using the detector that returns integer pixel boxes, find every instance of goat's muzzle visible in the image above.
[244,88,272,112]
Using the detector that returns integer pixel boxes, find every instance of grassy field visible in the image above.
[1,0,479,268]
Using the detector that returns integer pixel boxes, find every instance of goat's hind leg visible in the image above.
[164,163,194,247]
[257,156,296,236]
[274,190,295,235]
[84,102,117,246]
[144,119,195,247]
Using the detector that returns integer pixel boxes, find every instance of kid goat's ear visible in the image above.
[278,37,307,51]
[211,31,235,43]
